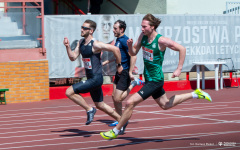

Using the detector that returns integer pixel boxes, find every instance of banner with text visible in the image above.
[45,15,240,78]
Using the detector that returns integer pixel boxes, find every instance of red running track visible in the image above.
[0,88,239,150]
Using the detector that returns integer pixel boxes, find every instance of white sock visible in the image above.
[192,92,198,99]
[113,127,120,135]
[87,107,93,112]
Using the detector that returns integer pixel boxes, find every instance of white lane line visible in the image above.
[0,120,238,147]
[0,114,219,137]
[0,104,229,120]
[1,106,239,132]
[71,131,240,150]
[70,131,240,150]
[0,115,204,134]
[1,115,239,139]
[1,99,239,115]
[0,115,223,138]
[1,105,239,125]
[1,105,239,131]
[231,120,240,123]
[146,99,240,106]
[0,116,83,123]
[0,115,111,132]
[0,130,239,150]
[0,104,78,113]
[145,145,240,150]
[0,110,84,119]
[135,106,240,116]
[0,102,237,136]
[207,146,240,150]
[0,116,86,128]
[148,105,228,113]
[135,110,235,123]
[191,110,240,116]
[1,108,239,132]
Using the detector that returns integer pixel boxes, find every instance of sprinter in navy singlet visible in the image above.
[72,39,103,103]
[63,19,123,126]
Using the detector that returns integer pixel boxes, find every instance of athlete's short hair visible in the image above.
[114,20,127,32]
[84,19,97,32]
[142,13,161,30]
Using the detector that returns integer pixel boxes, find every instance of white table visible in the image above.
[193,61,226,91]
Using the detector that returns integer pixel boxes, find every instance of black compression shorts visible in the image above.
[113,69,131,91]
[72,74,103,102]
[137,80,165,100]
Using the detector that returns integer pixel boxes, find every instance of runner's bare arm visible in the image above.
[63,37,81,61]
[93,40,121,64]
[127,33,144,56]
[158,36,186,77]
[129,55,137,80]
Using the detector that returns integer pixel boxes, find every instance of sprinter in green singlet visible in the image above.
[100,14,212,139]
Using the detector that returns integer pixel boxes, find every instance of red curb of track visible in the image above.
[49,78,240,100]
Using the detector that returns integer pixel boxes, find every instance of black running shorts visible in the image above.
[72,74,103,102]
[137,80,165,100]
[113,69,131,91]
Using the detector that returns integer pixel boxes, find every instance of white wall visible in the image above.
[167,0,240,14]
[100,0,166,14]
[134,0,166,14]
[0,2,4,12]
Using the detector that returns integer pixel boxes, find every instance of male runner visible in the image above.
[100,14,212,139]
[63,19,123,126]
[109,20,144,127]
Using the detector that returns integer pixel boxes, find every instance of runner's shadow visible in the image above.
[51,129,100,137]
[98,137,199,149]
[96,119,115,126]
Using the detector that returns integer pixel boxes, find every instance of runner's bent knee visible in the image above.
[65,86,75,97]
[159,99,171,110]
[95,102,105,110]
[126,99,136,108]
[113,95,123,102]
[160,104,168,110]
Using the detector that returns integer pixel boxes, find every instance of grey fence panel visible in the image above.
[45,14,240,78]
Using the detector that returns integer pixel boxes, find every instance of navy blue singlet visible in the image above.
[72,38,104,102]
[79,39,102,78]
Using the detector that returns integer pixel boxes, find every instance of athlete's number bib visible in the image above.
[82,58,92,69]
[143,47,153,61]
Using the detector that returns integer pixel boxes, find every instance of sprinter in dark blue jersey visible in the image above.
[63,19,123,125]
[108,20,144,129]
